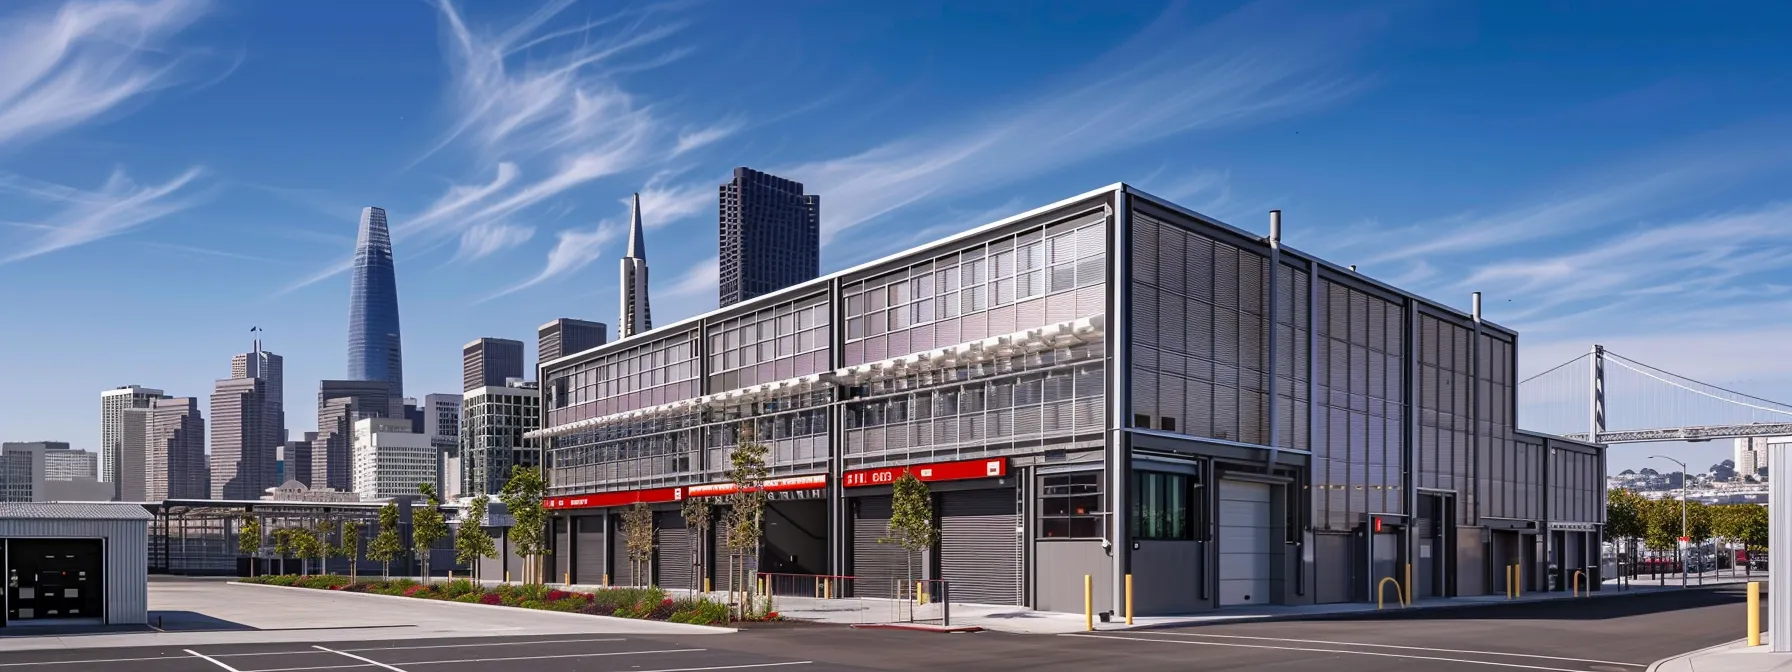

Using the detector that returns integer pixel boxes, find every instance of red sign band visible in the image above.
[841,457,1007,488]
[545,474,828,510]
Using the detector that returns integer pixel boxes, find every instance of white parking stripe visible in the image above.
[184,649,247,672]
[1062,633,1597,672]
[249,649,708,672]
[209,637,629,658]
[312,646,408,672]
[1138,632,1644,667]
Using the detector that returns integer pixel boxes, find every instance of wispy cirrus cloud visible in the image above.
[672,118,742,156]
[0,167,206,265]
[780,0,1382,247]
[0,0,212,149]
[480,221,622,302]
[285,0,694,295]
[632,170,716,229]
[453,221,535,262]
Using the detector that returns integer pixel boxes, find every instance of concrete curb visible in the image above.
[1106,583,1731,633]
[850,623,984,633]
[229,581,739,634]
[1645,636,1750,672]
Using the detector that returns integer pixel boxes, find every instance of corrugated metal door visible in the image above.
[939,488,1020,605]
[1217,480,1272,606]
[553,518,571,582]
[609,515,636,586]
[503,529,526,581]
[655,511,692,591]
[851,495,906,599]
[574,516,605,585]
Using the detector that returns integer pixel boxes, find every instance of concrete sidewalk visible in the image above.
[1650,635,1792,671]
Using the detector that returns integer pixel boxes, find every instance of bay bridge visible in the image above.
[1520,344,1792,445]
[1522,344,1792,652]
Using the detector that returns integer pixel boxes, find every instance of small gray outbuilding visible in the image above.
[0,503,151,627]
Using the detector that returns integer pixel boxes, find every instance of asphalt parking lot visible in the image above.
[0,634,838,672]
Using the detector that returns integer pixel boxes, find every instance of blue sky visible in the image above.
[2,0,1789,474]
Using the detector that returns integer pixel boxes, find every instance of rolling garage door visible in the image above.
[574,516,605,585]
[655,511,693,591]
[851,496,906,599]
[1217,480,1273,606]
[609,516,637,586]
[714,512,750,592]
[553,518,571,582]
[940,488,1021,605]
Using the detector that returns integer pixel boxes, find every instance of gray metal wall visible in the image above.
[1130,540,1202,614]
[0,519,148,625]
[1034,539,1111,613]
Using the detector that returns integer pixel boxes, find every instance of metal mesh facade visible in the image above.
[1418,314,1477,522]
[1313,281,1406,529]
[546,330,700,427]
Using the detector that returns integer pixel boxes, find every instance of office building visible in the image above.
[312,395,356,492]
[210,377,278,499]
[147,397,206,500]
[538,318,608,364]
[347,206,405,400]
[230,338,286,441]
[423,394,461,498]
[0,443,110,502]
[117,409,151,501]
[619,193,652,339]
[284,434,315,486]
[404,398,424,435]
[463,338,525,392]
[530,184,1609,610]
[718,167,821,307]
[100,386,165,487]
[461,380,540,497]
[351,418,435,501]
[1734,437,1774,479]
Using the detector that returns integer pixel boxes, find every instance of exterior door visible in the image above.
[7,539,103,622]
[938,488,1021,605]
[1217,480,1273,606]
[655,511,692,591]
[573,516,605,585]
[850,496,906,599]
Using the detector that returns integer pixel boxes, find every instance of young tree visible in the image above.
[288,526,320,575]
[1606,489,1646,581]
[884,471,939,603]
[1737,504,1769,574]
[455,496,499,580]
[413,484,449,583]
[313,519,334,574]
[499,468,549,584]
[368,502,404,579]
[272,527,293,575]
[338,520,363,583]
[622,502,655,587]
[680,495,713,595]
[238,516,263,577]
[724,425,770,618]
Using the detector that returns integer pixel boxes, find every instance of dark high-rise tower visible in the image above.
[462,338,525,392]
[348,206,404,400]
[718,167,820,306]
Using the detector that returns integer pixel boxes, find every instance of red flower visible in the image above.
[546,590,571,601]
[479,593,502,605]
[661,598,674,606]
[403,585,428,597]
[764,611,780,620]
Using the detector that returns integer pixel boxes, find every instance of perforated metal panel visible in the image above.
[608,516,636,587]
[939,489,1021,606]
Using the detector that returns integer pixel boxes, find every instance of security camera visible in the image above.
[1100,539,1113,550]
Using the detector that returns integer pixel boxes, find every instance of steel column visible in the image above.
[1108,190,1131,616]
[1772,441,1791,651]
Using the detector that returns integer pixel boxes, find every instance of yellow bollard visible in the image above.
[1749,582,1762,646]
[1404,564,1412,606]
[824,578,832,599]
[1572,570,1585,597]
[564,572,570,585]
[705,577,712,593]
[603,573,610,587]
[505,571,511,583]
[1125,574,1134,625]
[1084,574,1093,631]
[917,581,927,605]
[1376,577,1406,610]
[1505,566,1513,599]
[1515,565,1522,598]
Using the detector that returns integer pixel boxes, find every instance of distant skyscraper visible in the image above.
[462,338,525,392]
[619,193,652,339]
[718,167,820,306]
[286,433,316,486]
[231,334,286,442]
[211,377,276,499]
[348,206,405,400]
[538,318,608,364]
[147,397,206,500]
[0,443,109,502]
[461,380,540,497]
[423,394,461,498]
[315,379,394,491]
[118,408,150,501]
[352,418,434,501]
[100,385,165,488]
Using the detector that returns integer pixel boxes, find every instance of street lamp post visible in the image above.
[1650,455,1689,589]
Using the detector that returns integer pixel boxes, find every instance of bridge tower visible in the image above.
[1588,344,1605,443]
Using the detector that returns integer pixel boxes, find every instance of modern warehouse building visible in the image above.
[528,184,1606,614]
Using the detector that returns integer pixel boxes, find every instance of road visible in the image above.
[0,586,1753,671]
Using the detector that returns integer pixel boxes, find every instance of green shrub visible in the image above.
[540,598,585,612]
[439,578,479,598]
[668,599,730,625]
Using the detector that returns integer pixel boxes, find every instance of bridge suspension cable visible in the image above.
[1518,346,1792,443]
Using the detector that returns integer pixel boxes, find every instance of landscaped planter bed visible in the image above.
[238,575,777,626]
